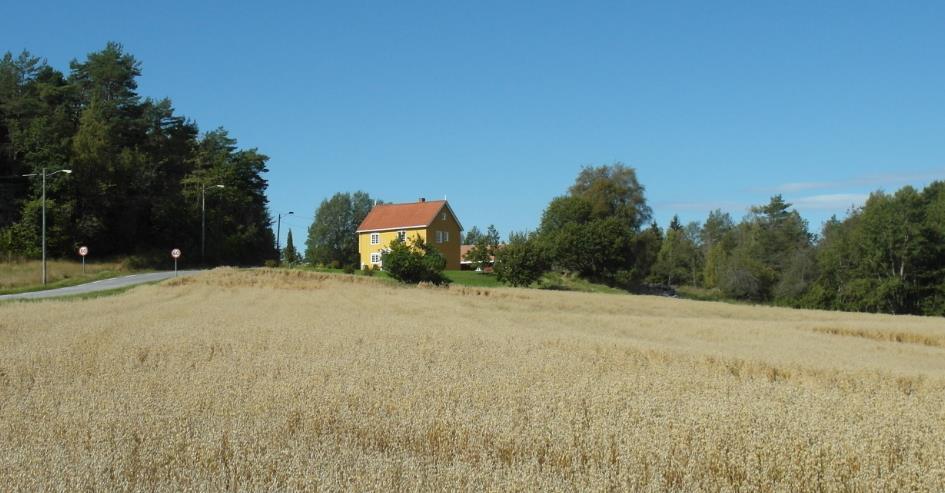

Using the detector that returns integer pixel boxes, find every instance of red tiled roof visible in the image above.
[356,200,449,232]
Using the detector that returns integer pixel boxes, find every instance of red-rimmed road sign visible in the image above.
[78,246,89,274]
[171,248,182,276]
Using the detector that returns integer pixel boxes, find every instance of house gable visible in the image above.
[357,199,464,270]
[356,200,461,233]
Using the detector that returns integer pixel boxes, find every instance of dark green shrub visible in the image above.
[495,232,547,287]
[382,237,448,285]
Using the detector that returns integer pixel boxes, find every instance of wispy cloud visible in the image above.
[656,200,746,212]
[658,167,941,220]
[661,194,869,214]
[769,181,833,193]
[788,193,869,211]
[753,167,945,193]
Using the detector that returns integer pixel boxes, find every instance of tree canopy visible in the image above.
[532,163,653,288]
[506,163,944,315]
[463,224,500,270]
[568,162,652,229]
[0,44,275,265]
[282,229,299,265]
[305,191,378,267]
[494,232,546,287]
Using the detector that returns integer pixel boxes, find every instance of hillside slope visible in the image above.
[1,268,943,490]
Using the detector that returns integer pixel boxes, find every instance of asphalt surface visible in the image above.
[0,270,201,301]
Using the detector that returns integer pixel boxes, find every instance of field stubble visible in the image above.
[1,268,944,490]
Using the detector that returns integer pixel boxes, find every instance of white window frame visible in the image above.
[444,231,449,242]
[441,212,447,221]
[436,230,443,243]
[397,230,406,242]
[370,233,380,245]
[370,253,381,264]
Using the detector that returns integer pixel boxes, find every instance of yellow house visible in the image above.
[356,198,464,270]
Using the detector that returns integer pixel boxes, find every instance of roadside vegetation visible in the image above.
[2,268,943,490]
[0,258,135,294]
[1,277,159,303]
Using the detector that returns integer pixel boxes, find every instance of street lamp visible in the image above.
[276,211,294,262]
[201,183,225,264]
[22,168,72,285]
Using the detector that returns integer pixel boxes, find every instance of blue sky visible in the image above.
[4,1,944,244]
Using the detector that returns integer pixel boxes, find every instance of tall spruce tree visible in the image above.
[282,229,299,265]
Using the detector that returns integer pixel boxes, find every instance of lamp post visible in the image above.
[276,211,294,263]
[201,183,225,264]
[22,167,72,285]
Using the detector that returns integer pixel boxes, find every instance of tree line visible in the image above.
[493,163,944,316]
[276,147,944,317]
[0,43,275,265]
[493,163,662,289]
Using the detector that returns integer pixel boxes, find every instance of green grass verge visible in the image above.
[674,285,724,301]
[443,270,502,287]
[674,285,756,305]
[535,272,628,294]
[0,280,162,304]
[296,266,503,288]
[0,269,145,295]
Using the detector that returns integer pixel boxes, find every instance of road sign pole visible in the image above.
[41,168,46,285]
[78,246,89,275]
[201,184,206,264]
[171,248,182,277]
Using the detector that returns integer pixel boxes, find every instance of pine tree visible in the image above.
[669,214,683,231]
[282,229,299,265]
[0,44,277,265]
[463,226,483,244]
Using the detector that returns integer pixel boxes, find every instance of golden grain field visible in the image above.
[1,268,944,491]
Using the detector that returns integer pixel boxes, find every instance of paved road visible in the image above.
[0,270,202,301]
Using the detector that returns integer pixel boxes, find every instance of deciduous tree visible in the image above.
[494,232,546,287]
[305,191,378,267]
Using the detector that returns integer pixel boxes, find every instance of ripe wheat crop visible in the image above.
[1,268,944,491]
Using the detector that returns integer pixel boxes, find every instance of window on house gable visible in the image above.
[370,233,379,245]
[370,253,381,264]
[441,212,447,221]
[436,231,444,243]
